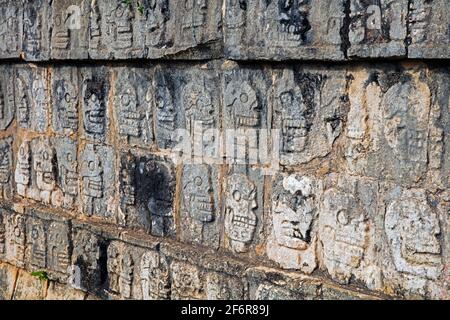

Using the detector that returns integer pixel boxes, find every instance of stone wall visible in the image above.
[0,0,448,300]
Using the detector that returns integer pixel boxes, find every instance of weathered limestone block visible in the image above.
[223,166,264,255]
[205,272,247,300]
[88,0,221,60]
[272,66,348,166]
[14,65,49,133]
[0,137,13,200]
[151,66,185,150]
[408,0,450,58]
[24,210,71,282]
[69,224,106,294]
[81,67,110,143]
[45,282,86,300]
[170,260,206,300]
[22,0,51,61]
[344,64,449,187]
[4,210,26,268]
[80,143,115,219]
[0,0,22,59]
[53,137,79,209]
[266,173,321,273]
[113,68,153,148]
[50,0,90,60]
[180,164,221,249]
[0,65,15,132]
[0,262,19,299]
[222,64,271,164]
[380,186,447,299]
[51,67,79,135]
[139,250,171,300]
[12,268,46,300]
[247,267,321,300]
[348,0,408,58]
[224,0,346,60]
[118,151,176,237]
[318,174,381,290]
[181,63,221,160]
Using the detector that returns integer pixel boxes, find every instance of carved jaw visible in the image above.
[189,194,214,222]
[282,118,308,152]
[225,204,257,245]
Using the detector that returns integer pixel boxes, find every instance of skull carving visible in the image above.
[107,244,120,294]
[117,83,142,138]
[382,80,429,164]
[225,81,260,128]
[320,188,368,283]
[47,221,70,274]
[16,76,30,126]
[60,146,78,197]
[29,217,46,268]
[274,73,309,153]
[109,2,134,49]
[32,76,47,118]
[81,148,103,199]
[155,84,175,131]
[83,82,106,136]
[24,3,42,53]
[385,190,442,280]
[140,251,170,300]
[57,81,78,131]
[183,165,215,223]
[183,82,215,130]
[119,252,134,298]
[276,0,311,45]
[34,139,56,192]
[0,140,11,184]
[182,0,207,29]
[15,141,32,196]
[145,0,170,47]
[409,0,432,44]
[226,0,247,29]
[225,173,258,253]
[272,175,316,250]
[52,12,70,49]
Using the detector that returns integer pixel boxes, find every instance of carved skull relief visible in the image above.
[320,188,368,283]
[83,82,106,136]
[15,141,32,197]
[226,0,247,29]
[182,0,207,30]
[0,140,11,185]
[145,0,170,47]
[225,81,260,128]
[382,79,429,170]
[273,175,316,250]
[117,83,142,139]
[225,173,258,253]
[56,81,78,131]
[183,165,215,223]
[33,138,57,193]
[16,76,30,126]
[385,190,442,280]
[140,251,170,300]
[273,0,311,46]
[108,2,134,50]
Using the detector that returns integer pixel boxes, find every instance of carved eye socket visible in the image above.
[337,209,349,226]
[116,6,125,17]
[156,97,164,109]
[43,151,49,160]
[194,176,202,186]
[88,161,95,170]
[233,190,241,201]
[121,93,130,105]
[240,93,248,103]
[65,93,72,102]
[31,227,39,240]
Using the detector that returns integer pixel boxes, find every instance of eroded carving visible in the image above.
[171,261,203,300]
[107,2,134,50]
[225,81,260,128]
[27,216,46,269]
[0,138,13,199]
[385,190,443,281]
[82,77,107,141]
[143,0,170,48]
[225,173,257,253]
[54,78,78,133]
[140,251,171,300]
[267,174,317,272]
[80,144,104,217]
[47,221,70,277]
[14,140,32,198]
[6,213,26,268]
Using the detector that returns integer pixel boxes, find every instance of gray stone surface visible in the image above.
[0,0,22,59]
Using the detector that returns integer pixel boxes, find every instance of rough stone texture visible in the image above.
[0,1,449,301]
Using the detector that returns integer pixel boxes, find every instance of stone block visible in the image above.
[22,0,51,61]
[224,0,346,61]
[0,0,22,59]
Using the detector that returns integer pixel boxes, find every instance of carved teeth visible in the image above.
[232,214,257,227]
[236,115,259,127]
